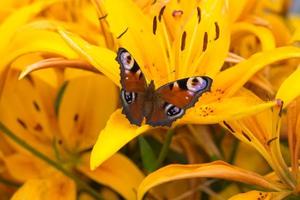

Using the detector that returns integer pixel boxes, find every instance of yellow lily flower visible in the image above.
[0,65,144,199]
[61,0,300,169]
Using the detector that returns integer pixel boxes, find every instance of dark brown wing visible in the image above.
[146,76,212,127]
[117,48,147,126]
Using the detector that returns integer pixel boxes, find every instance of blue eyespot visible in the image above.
[186,77,207,92]
[165,104,184,117]
[121,52,134,70]
[122,90,136,104]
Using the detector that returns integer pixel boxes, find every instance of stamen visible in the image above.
[117,27,128,39]
[202,32,208,52]
[172,10,183,19]
[214,22,220,40]
[242,131,251,142]
[158,6,166,22]
[33,101,40,112]
[152,16,157,35]
[197,7,201,24]
[276,99,284,117]
[181,31,187,51]
[223,121,234,132]
[98,14,108,20]
[267,137,278,146]
[17,118,27,129]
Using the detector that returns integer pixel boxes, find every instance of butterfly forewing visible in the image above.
[117,48,147,126]
[146,76,212,127]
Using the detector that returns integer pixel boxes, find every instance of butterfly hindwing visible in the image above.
[117,48,147,126]
[146,76,212,127]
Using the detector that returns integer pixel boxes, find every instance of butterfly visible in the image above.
[117,48,212,127]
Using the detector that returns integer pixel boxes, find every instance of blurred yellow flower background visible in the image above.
[0,0,300,199]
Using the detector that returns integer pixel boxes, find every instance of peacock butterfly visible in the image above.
[117,48,212,127]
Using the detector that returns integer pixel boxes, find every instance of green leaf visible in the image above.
[138,136,157,173]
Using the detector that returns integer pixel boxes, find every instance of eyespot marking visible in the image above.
[120,52,134,70]
[165,103,184,118]
[187,77,207,92]
[122,90,136,104]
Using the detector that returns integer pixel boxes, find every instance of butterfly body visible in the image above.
[117,48,212,127]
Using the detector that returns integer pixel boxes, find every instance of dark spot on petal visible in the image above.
[153,16,157,34]
[181,31,186,51]
[17,118,27,129]
[203,32,208,52]
[74,113,79,122]
[197,7,201,23]
[117,27,128,39]
[158,6,166,22]
[34,123,43,132]
[58,139,63,145]
[33,101,40,112]
[214,22,220,40]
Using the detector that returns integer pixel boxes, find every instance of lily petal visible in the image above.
[276,67,300,108]
[231,22,276,51]
[3,153,52,182]
[58,29,120,86]
[137,161,280,200]
[0,69,56,156]
[228,190,272,200]
[0,0,58,55]
[215,46,300,96]
[11,172,76,200]
[90,109,150,170]
[181,89,277,124]
[58,74,118,152]
[78,153,144,200]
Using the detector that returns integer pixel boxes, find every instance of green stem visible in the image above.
[154,129,175,170]
[0,122,103,200]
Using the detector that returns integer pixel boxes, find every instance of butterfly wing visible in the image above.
[117,48,147,126]
[146,76,212,127]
